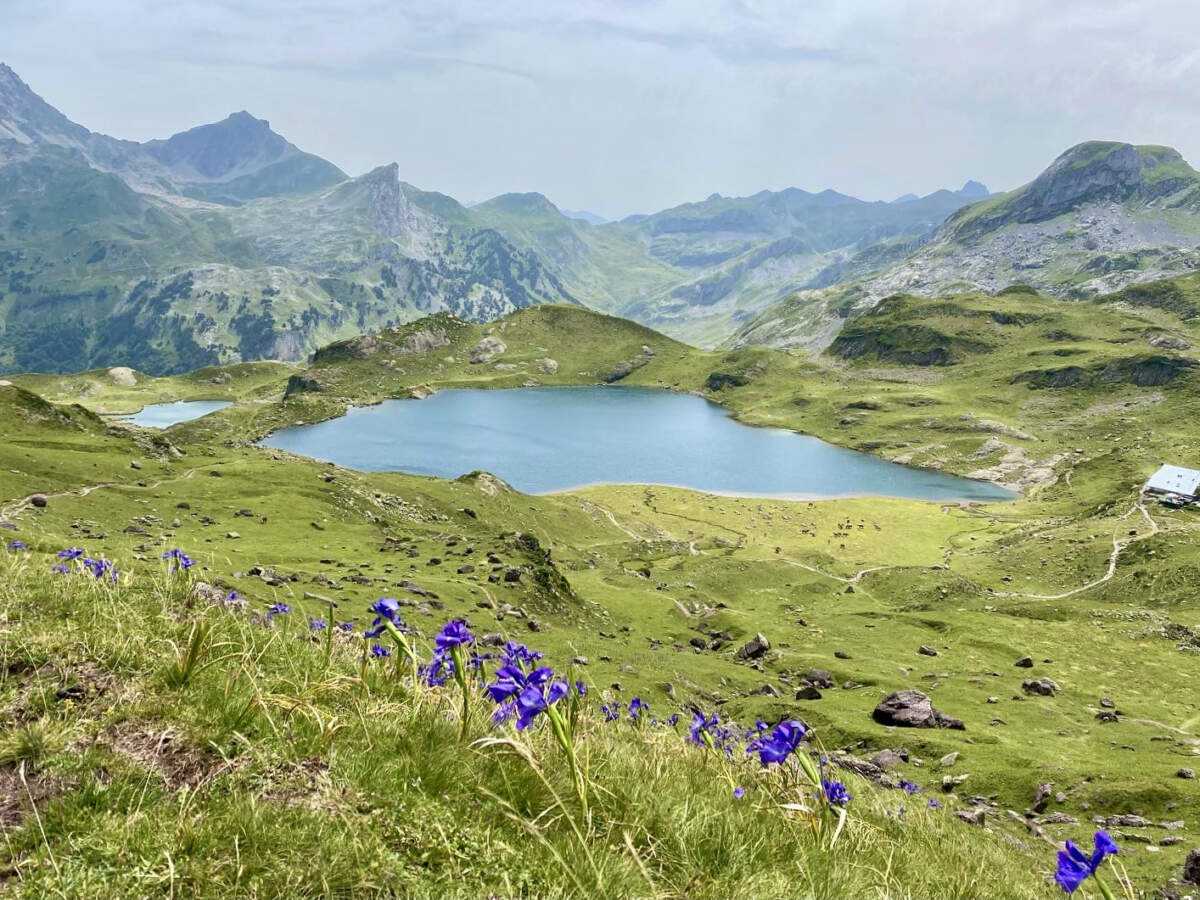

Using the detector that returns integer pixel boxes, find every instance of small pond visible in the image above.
[123,400,232,428]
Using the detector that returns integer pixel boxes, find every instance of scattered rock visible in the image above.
[1100,814,1151,828]
[794,685,822,700]
[284,375,322,398]
[834,650,851,660]
[870,749,906,771]
[1014,656,1034,668]
[737,633,770,660]
[1182,849,1200,885]
[918,645,939,657]
[536,358,559,375]
[1022,678,1058,697]
[29,494,48,508]
[939,752,960,769]
[956,809,985,826]
[107,366,138,386]
[1178,768,1196,780]
[1032,782,1053,813]
[705,372,751,391]
[469,337,507,364]
[872,690,965,730]
[803,669,835,689]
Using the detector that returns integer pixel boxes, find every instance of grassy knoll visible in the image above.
[4,284,1200,894]
[0,554,1054,899]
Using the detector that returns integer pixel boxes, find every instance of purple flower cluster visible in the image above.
[162,548,194,572]
[363,598,403,639]
[6,539,27,551]
[747,720,807,766]
[82,557,118,582]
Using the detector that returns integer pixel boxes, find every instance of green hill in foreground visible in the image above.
[3,293,1200,896]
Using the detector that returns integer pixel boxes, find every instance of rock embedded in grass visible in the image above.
[872,690,965,730]
[1021,678,1058,697]
[737,632,770,660]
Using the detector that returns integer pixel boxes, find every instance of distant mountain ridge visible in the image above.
[730,141,1200,351]
[0,63,1025,373]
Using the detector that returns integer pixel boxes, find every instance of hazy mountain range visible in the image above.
[5,62,1200,373]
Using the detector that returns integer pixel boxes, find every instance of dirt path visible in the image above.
[994,501,1159,601]
[1,468,200,523]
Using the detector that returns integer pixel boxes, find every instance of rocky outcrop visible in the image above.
[283,374,322,398]
[872,690,965,729]
[1013,355,1197,389]
[469,337,507,364]
[705,372,751,390]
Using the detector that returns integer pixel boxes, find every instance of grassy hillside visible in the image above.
[4,295,1200,894]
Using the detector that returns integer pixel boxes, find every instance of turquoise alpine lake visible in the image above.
[259,386,1015,501]
[124,400,232,428]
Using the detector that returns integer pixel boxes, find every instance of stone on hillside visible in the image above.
[737,633,770,660]
[1014,655,1034,668]
[1022,678,1058,697]
[752,683,780,697]
[536,358,559,374]
[1101,814,1151,828]
[1178,768,1196,780]
[107,366,137,386]
[1032,782,1053,813]
[1183,849,1200,885]
[834,650,851,659]
[870,749,906,771]
[872,690,965,730]
[399,329,450,355]
[918,645,938,657]
[803,669,834,689]
[469,337,507,364]
[939,752,959,768]
[795,685,822,700]
[284,374,322,398]
[29,494,47,508]
[956,809,986,826]
[705,372,750,391]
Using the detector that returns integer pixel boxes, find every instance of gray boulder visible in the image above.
[872,690,965,730]
[737,633,770,660]
[469,337,507,364]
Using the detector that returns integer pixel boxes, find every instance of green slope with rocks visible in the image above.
[5,296,1200,894]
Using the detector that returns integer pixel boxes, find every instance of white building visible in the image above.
[1143,464,1200,504]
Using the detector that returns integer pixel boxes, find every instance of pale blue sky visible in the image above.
[4,0,1199,218]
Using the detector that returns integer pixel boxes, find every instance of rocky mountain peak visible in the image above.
[142,111,291,180]
[1019,141,1196,218]
[958,179,989,198]
[0,62,89,146]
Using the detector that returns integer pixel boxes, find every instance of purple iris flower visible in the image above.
[486,664,554,703]
[82,558,117,581]
[6,539,27,551]
[363,597,402,638]
[822,779,851,807]
[1055,831,1118,894]
[337,621,356,633]
[309,617,327,631]
[371,644,391,659]
[51,563,69,575]
[747,720,807,766]
[927,798,942,810]
[57,548,85,560]
[420,649,453,686]
[501,641,543,669]
[515,679,569,730]
[574,680,587,697]
[689,711,720,746]
[666,713,680,727]
[733,786,746,800]
[628,697,648,720]
[899,780,921,795]
[162,548,194,571]
[435,619,474,650]
[601,703,619,722]
[266,602,291,616]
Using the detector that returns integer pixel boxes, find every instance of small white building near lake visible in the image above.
[1143,464,1200,504]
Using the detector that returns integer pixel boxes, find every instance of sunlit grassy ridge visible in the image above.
[0,555,1053,899]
